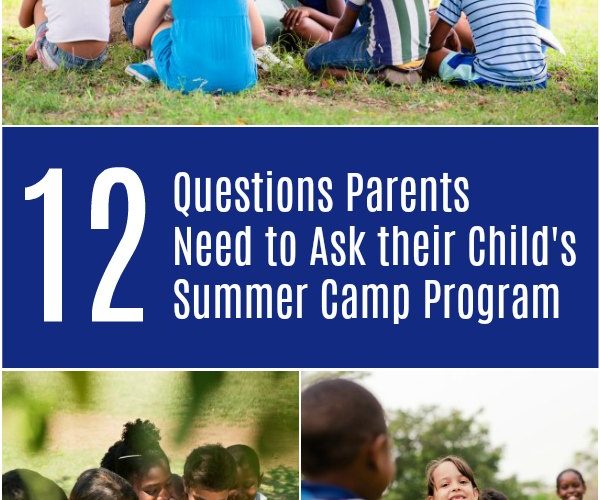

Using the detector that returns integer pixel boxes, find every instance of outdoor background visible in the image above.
[1,0,597,124]
[303,370,598,500]
[3,371,299,498]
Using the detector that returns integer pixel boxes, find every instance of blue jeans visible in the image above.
[123,0,149,41]
[35,22,107,70]
[535,0,550,27]
[304,23,381,72]
[535,0,550,52]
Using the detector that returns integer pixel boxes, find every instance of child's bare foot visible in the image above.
[25,42,38,63]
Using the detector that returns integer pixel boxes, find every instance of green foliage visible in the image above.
[175,372,226,443]
[386,406,537,500]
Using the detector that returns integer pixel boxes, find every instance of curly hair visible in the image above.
[100,419,169,483]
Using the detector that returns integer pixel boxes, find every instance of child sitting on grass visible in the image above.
[127,0,259,93]
[282,0,346,44]
[304,0,430,85]
[424,0,547,89]
[124,0,283,83]
[227,444,267,500]
[183,444,237,500]
[18,0,112,70]
[301,379,395,500]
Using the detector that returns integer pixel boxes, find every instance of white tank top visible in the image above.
[42,0,109,43]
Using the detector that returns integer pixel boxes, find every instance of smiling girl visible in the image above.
[426,456,479,500]
[556,469,587,500]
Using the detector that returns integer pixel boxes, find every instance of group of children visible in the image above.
[301,378,589,500]
[3,419,268,500]
[16,0,554,93]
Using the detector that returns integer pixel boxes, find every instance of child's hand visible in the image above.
[282,7,311,30]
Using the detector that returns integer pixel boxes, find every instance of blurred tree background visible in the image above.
[3,371,299,499]
[386,406,540,500]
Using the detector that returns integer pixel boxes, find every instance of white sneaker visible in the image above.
[254,45,289,72]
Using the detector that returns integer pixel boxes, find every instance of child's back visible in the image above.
[161,0,257,93]
[43,0,108,45]
[436,0,547,87]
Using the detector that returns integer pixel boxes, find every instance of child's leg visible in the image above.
[289,17,332,43]
[151,20,172,43]
[424,47,450,75]
[25,0,47,61]
[304,24,375,76]
[123,0,150,42]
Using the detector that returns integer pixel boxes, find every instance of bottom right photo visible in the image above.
[301,370,597,500]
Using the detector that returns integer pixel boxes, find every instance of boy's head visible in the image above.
[183,444,237,500]
[480,489,508,500]
[69,468,137,500]
[226,444,262,500]
[2,469,67,500]
[301,378,395,500]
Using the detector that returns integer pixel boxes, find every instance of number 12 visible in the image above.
[25,168,146,322]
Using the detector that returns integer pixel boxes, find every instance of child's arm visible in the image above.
[429,17,452,52]
[132,0,170,49]
[424,18,453,74]
[248,0,266,49]
[283,0,345,32]
[18,0,37,28]
[326,0,345,17]
[331,3,360,40]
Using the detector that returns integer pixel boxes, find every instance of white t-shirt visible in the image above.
[42,0,109,43]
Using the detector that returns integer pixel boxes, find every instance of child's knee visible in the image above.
[290,16,312,36]
[304,49,319,73]
[304,45,326,73]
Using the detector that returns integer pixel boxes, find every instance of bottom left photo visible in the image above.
[2,371,299,500]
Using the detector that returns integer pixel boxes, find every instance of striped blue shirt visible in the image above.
[437,0,547,86]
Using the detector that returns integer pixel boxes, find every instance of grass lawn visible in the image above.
[3,372,299,498]
[1,3,598,121]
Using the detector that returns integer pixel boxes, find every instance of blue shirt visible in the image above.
[301,0,329,12]
[301,481,363,500]
[168,0,257,93]
[437,0,547,86]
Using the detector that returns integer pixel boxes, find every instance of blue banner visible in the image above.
[3,127,598,368]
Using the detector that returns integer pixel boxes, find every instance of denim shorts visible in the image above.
[304,23,382,72]
[35,22,107,70]
[123,0,149,41]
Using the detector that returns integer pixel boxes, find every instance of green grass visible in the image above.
[1,1,598,123]
[3,372,299,498]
